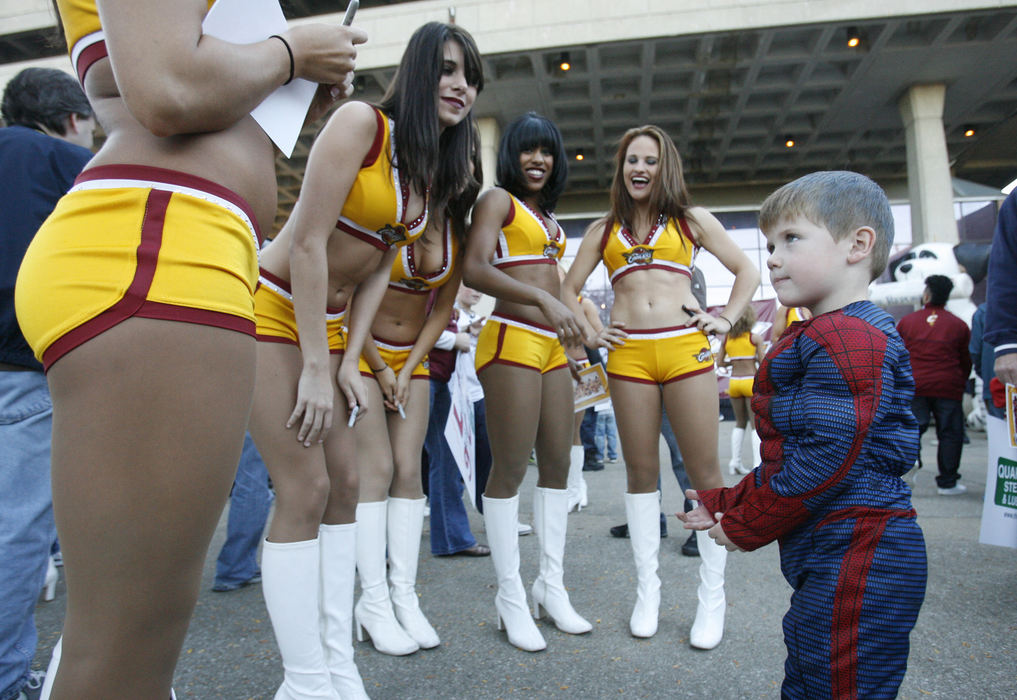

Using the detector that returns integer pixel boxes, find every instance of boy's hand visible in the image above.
[675,492,717,530]
[708,519,744,552]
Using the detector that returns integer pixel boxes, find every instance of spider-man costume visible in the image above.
[698,300,927,699]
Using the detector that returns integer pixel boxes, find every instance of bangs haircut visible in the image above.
[607,125,692,235]
[377,22,484,215]
[495,112,568,211]
[759,170,894,280]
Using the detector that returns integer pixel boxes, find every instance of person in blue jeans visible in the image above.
[971,303,1005,420]
[609,410,699,557]
[212,434,273,592]
[594,410,619,462]
[427,298,490,556]
[0,67,94,700]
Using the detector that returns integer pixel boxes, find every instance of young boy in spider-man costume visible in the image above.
[680,171,926,699]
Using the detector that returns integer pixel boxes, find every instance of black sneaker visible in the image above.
[610,517,668,538]
[582,460,604,472]
[681,532,700,557]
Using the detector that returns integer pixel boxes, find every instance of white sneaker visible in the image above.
[517,521,533,536]
[937,484,967,496]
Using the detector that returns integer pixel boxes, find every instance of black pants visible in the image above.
[911,396,964,488]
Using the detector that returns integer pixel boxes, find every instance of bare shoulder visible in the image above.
[325,100,379,135]
[685,206,724,238]
[473,187,512,218]
[584,215,610,238]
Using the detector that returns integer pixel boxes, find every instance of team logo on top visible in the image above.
[400,277,429,291]
[926,313,938,326]
[694,347,712,363]
[378,223,408,245]
[543,242,561,259]
[623,247,654,265]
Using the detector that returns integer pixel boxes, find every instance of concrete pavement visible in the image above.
[32,420,1016,698]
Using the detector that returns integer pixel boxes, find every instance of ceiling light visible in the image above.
[847,27,861,48]
[963,125,976,138]
[784,136,795,148]
[575,149,584,161]
[558,52,571,72]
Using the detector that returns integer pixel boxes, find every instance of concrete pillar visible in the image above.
[898,84,958,245]
[477,117,500,192]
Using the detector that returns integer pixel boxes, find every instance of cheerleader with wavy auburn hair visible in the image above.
[563,124,760,650]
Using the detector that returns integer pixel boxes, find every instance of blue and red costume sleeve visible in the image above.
[698,313,886,550]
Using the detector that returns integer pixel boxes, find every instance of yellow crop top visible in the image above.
[58,0,216,84]
[599,216,697,285]
[335,108,429,251]
[786,306,808,324]
[388,221,458,294]
[723,333,757,361]
[491,194,565,269]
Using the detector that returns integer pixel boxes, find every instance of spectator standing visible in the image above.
[985,189,1017,387]
[426,286,492,556]
[971,304,1004,420]
[897,275,972,494]
[212,434,273,592]
[0,67,94,700]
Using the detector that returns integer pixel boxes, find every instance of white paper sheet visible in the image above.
[202,0,316,157]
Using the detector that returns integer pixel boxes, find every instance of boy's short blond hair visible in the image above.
[759,171,894,280]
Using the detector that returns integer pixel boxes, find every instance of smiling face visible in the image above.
[765,215,856,316]
[437,40,477,130]
[517,144,554,196]
[622,135,660,202]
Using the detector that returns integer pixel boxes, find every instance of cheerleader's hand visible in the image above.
[337,359,369,425]
[682,304,732,336]
[593,321,627,350]
[392,371,412,412]
[288,364,334,446]
[372,365,398,411]
[566,354,584,381]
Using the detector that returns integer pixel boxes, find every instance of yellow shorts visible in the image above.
[475,314,568,374]
[727,376,755,398]
[254,269,346,353]
[358,338,429,379]
[16,164,262,371]
[607,325,714,385]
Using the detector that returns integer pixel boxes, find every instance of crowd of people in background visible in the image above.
[2,4,1016,700]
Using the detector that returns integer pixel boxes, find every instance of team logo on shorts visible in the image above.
[623,247,654,265]
[378,223,409,245]
[543,242,561,259]
[694,347,712,363]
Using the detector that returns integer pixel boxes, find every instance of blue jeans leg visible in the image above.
[0,371,56,700]
[581,408,600,464]
[473,399,492,512]
[426,380,478,555]
[214,433,272,588]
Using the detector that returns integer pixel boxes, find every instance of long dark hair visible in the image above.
[495,112,568,211]
[376,22,484,215]
[607,125,692,234]
[446,123,483,247]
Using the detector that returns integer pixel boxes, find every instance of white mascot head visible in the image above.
[869,241,990,327]
[870,241,991,429]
